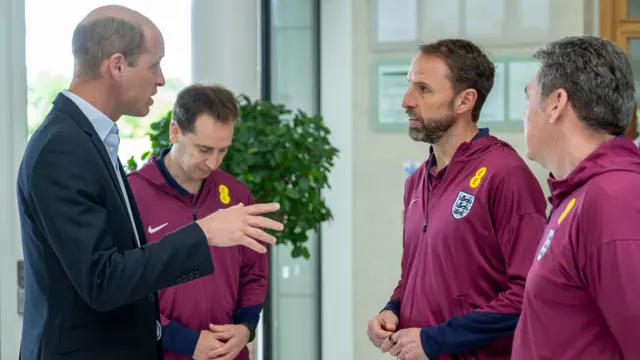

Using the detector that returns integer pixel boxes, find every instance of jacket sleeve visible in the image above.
[420,163,547,357]
[161,315,201,357]
[583,239,640,358]
[381,226,405,318]
[233,194,268,342]
[381,177,415,317]
[580,192,640,358]
[28,135,215,312]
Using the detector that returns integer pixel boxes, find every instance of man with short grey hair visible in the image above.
[17,5,282,360]
[513,35,640,359]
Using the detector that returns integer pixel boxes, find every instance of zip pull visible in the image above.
[422,219,427,232]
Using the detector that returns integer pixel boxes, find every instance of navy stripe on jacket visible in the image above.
[421,312,519,357]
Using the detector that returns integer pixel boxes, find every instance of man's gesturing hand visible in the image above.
[196,202,284,253]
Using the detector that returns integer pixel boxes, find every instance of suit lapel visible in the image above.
[51,93,128,210]
[118,161,148,246]
[53,93,147,249]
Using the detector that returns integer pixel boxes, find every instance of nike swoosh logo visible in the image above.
[148,223,168,234]
[408,199,418,208]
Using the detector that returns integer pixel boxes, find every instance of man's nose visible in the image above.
[401,88,415,110]
[205,156,220,170]
[156,68,166,86]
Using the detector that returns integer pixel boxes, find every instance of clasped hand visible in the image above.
[367,311,428,360]
[380,328,428,360]
[192,324,250,360]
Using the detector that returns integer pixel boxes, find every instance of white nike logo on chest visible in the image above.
[148,222,168,233]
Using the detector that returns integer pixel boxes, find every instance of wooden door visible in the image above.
[600,0,640,50]
[600,0,640,138]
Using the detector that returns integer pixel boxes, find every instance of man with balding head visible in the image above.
[17,6,282,360]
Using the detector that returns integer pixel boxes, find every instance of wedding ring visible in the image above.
[388,334,397,345]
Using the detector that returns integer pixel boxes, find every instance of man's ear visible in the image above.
[547,88,569,125]
[107,53,126,77]
[453,89,477,117]
[169,120,180,144]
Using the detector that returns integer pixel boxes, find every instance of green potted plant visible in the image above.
[126,94,339,259]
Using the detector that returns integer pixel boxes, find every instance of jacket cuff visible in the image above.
[234,304,263,342]
[419,312,520,357]
[381,298,401,318]
[420,327,441,358]
[162,321,200,356]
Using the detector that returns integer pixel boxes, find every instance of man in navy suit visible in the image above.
[16,5,283,360]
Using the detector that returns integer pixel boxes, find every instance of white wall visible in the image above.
[0,0,27,358]
[320,0,355,358]
[191,0,260,100]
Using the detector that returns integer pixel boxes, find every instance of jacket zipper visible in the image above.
[192,188,201,221]
[190,193,209,322]
[422,167,473,359]
[422,173,430,232]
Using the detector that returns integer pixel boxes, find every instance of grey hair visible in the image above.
[71,17,146,79]
[533,36,636,136]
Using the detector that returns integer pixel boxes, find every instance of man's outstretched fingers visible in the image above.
[247,215,284,231]
[243,203,280,215]
[241,236,268,253]
[244,226,277,245]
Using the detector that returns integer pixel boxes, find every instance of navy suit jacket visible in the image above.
[16,93,214,360]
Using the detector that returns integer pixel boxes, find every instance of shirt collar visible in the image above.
[427,127,490,170]
[62,89,116,140]
[156,147,207,196]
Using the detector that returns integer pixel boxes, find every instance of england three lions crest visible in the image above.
[452,191,475,219]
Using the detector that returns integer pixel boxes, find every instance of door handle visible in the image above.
[17,260,24,289]
[17,260,24,315]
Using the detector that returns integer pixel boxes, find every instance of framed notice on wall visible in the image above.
[370,0,556,53]
[370,58,412,132]
[473,56,541,131]
[370,0,420,51]
[370,56,540,132]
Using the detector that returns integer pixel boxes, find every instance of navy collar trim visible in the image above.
[427,127,490,170]
[155,147,203,196]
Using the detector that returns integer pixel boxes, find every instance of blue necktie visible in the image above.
[104,124,120,172]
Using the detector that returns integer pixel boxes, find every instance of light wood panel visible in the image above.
[600,0,640,50]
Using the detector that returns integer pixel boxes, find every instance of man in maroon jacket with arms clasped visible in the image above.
[513,36,640,360]
[129,84,267,360]
[366,39,548,360]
